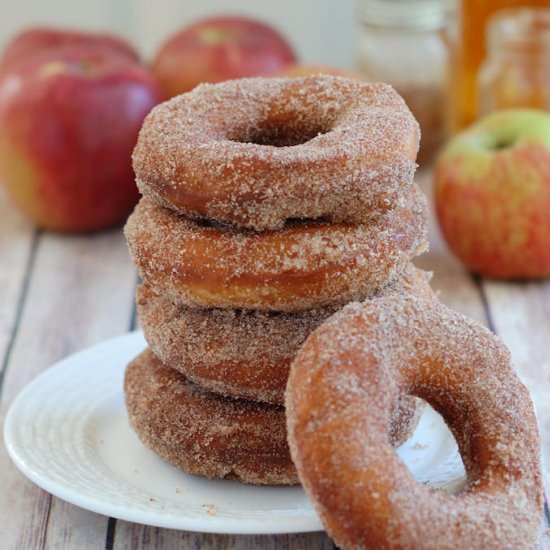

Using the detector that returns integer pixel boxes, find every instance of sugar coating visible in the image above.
[133,75,420,230]
[137,263,433,405]
[124,184,428,312]
[286,293,544,550]
[125,349,297,485]
[125,349,423,485]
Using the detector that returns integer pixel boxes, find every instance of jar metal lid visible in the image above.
[357,0,452,30]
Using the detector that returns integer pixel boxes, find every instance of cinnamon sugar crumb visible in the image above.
[202,503,220,516]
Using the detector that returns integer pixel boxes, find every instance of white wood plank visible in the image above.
[0,228,135,550]
[0,189,35,367]
[43,500,112,550]
[112,523,333,550]
[481,280,550,468]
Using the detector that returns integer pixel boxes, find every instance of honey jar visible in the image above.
[478,8,550,114]
[449,0,550,132]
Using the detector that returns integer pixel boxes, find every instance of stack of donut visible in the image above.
[123,75,431,485]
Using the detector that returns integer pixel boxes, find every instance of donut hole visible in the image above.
[233,121,330,147]
[395,400,466,494]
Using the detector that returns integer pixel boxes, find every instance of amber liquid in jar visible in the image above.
[478,8,550,114]
[449,0,550,132]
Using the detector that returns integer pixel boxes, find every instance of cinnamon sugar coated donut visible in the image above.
[125,349,297,485]
[286,294,543,550]
[125,185,428,312]
[137,264,433,404]
[133,75,420,230]
[125,350,423,484]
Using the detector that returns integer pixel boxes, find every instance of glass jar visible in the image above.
[449,0,550,133]
[355,0,452,166]
[478,8,550,116]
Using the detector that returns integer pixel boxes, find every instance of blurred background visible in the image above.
[1,3,550,548]
[0,0,356,66]
[0,0,549,278]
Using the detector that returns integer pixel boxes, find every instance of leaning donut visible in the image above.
[125,185,428,312]
[286,294,543,549]
[133,75,420,230]
[137,264,433,404]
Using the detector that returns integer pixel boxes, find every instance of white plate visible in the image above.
[4,331,466,534]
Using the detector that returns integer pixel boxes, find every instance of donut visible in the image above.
[286,294,543,550]
[124,349,296,485]
[133,75,420,230]
[125,350,423,485]
[137,264,433,404]
[125,185,428,312]
[136,284,332,404]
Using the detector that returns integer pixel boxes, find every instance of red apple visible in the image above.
[152,15,296,97]
[0,48,162,232]
[0,27,139,71]
[434,109,550,278]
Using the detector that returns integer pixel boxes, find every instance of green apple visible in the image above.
[434,109,550,278]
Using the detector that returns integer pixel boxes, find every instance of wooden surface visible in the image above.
[0,172,549,549]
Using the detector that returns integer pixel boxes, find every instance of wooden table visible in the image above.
[1,173,549,549]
